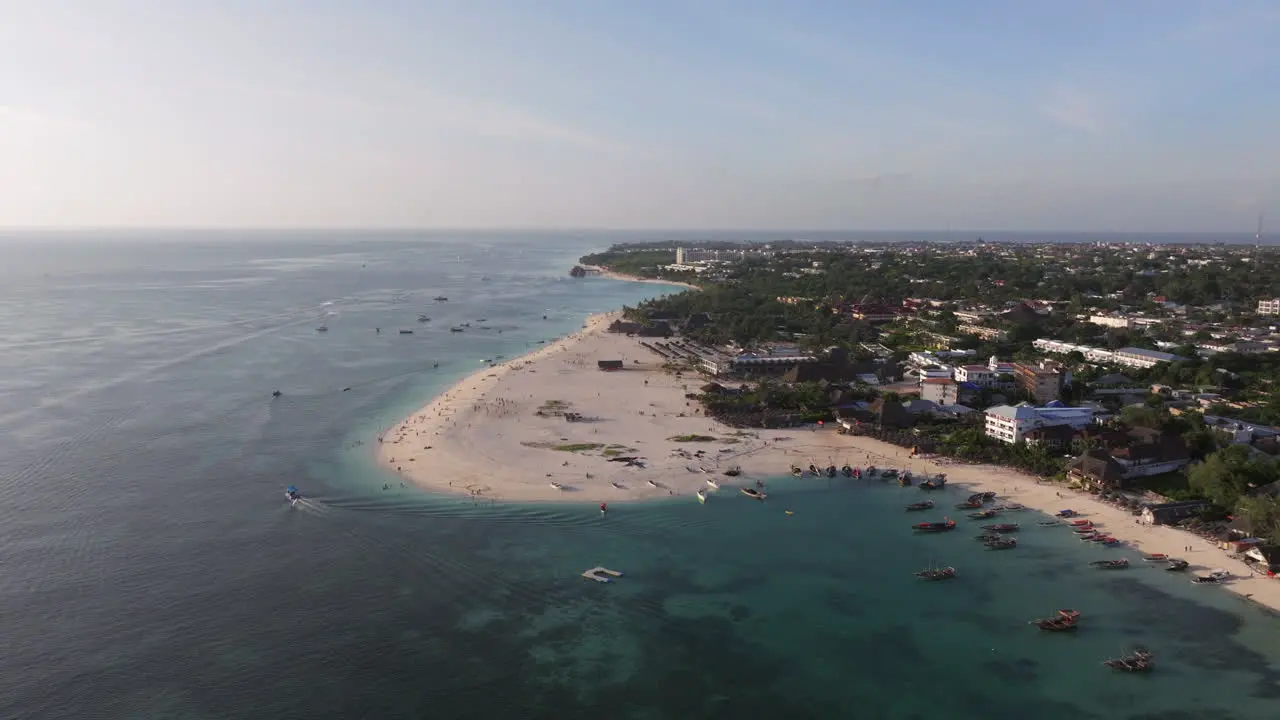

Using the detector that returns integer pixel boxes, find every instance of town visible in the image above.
[577,239,1280,572]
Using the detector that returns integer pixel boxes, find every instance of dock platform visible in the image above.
[581,567,624,583]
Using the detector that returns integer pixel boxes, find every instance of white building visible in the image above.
[954,364,996,387]
[1258,298,1280,316]
[920,378,959,405]
[1112,347,1185,369]
[1089,314,1132,329]
[984,404,1095,444]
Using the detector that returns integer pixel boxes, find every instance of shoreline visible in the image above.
[578,264,701,290]
[374,276,1280,613]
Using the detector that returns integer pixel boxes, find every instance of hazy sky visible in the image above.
[2,1,1278,231]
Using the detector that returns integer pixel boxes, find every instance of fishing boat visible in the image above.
[1037,520,1063,527]
[1090,559,1129,569]
[434,296,448,302]
[1077,532,1102,542]
[997,503,1026,512]
[980,491,997,502]
[549,482,565,490]
[1030,609,1080,631]
[985,536,1017,550]
[865,466,878,476]
[905,501,935,512]
[956,500,984,510]
[1086,535,1116,543]
[1166,559,1189,571]
[912,519,957,533]
[316,325,329,332]
[696,490,707,504]
[741,488,766,500]
[417,314,430,322]
[982,523,1019,533]
[285,485,301,506]
[899,472,912,487]
[1142,553,1169,562]
[915,565,957,581]
[919,474,946,490]
[790,466,802,477]
[723,466,741,477]
[1068,519,1093,526]
[450,327,465,333]
[826,465,838,478]
[705,478,721,489]
[1071,523,1096,532]
[1104,650,1153,673]
[399,329,414,334]
[1192,570,1229,585]
[969,509,999,519]
[840,465,854,478]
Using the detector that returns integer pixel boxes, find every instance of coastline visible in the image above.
[375,273,1280,613]
[578,264,701,290]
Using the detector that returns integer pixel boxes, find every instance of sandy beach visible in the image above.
[378,309,1280,612]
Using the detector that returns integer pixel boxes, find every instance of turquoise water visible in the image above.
[1,233,1278,719]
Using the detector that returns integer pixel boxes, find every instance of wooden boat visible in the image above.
[740,488,766,500]
[722,467,741,477]
[919,475,946,491]
[1031,609,1080,631]
[899,473,912,487]
[1142,553,1169,562]
[1192,570,1229,585]
[982,523,1019,533]
[905,501,935,512]
[1090,559,1129,569]
[997,503,1026,511]
[985,536,1017,550]
[979,491,997,501]
[1165,558,1189,571]
[915,566,957,581]
[912,519,957,533]
[956,500,984,510]
[1037,520,1062,527]
[790,466,803,477]
[1056,509,1078,518]
[826,465,838,478]
[1104,650,1153,673]
[969,509,999,519]
[840,465,854,478]
[1068,519,1092,526]
[865,466,878,476]
[610,482,624,489]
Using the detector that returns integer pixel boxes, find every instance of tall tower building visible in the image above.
[675,247,685,265]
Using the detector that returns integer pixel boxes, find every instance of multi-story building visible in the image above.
[958,323,1007,341]
[953,364,995,387]
[919,378,959,405]
[984,404,1094,444]
[1012,361,1068,404]
[1089,314,1132,329]
[1257,298,1280,316]
[1112,347,1185,369]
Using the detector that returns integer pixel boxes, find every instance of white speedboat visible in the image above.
[705,478,720,490]
[696,490,707,504]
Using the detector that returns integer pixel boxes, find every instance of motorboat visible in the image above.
[399,329,414,334]
[696,490,707,504]
[434,296,448,302]
[705,478,721,490]
[915,566,957,581]
[985,536,1017,550]
[450,327,465,333]
[1166,559,1189,571]
[549,482,565,491]
[826,465,838,478]
[905,501,935,512]
[841,465,854,478]
[912,519,957,533]
[790,466,803,477]
[1056,509,1078,518]
[316,325,329,332]
[1142,553,1169,562]
[1037,520,1062,527]
[418,314,431,322]
[1090,559,1130,569]
[1192,570,1230,585]
[956,500,984,510]
[997,503,1026,512]
[919,474,946,490]
[969,509,999,520]
[740,488,766,500]
[982,523,1019,533]
[722,467,741,477]
[285,486,301,505]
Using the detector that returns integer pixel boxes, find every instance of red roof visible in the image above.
[961,364,990,371]
[922,378,956,385]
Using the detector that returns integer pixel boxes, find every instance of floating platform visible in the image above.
[581,567,624,583]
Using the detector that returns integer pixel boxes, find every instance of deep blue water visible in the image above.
[1,233,1278,719]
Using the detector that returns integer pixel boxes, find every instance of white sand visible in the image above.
[378,310,1280,612]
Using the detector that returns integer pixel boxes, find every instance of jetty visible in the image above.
[582,566,624,583]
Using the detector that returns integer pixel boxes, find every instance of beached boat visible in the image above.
[1142,553,1169,562]
[723,467,741,477]
[919,474,946,490]
[1166,559,1189,571]
[1056,509,1078,518]
[905,501,935,512]
[982,523,1019,533]
[1090,559,1129,569]
[865,466,878,476]
[696,490,707,504]
[610,482,624,489]
[790,466,803,477]
[915,566,957,581]
[1191,570,1229,585]
[969,509,999,520]
[826,465,838,478]
[1068,519,1092,526]
[1100,538,1122,547]
[985,536,1017,550]
[841,465,854,478]
[956,500,984,510]
[899,472,912,487]
[705,478,721,490]
[740,488,766,500]
[912,519,957,533]
[549,482,564,490]
[647,479,659,488]
[980,491,997,502]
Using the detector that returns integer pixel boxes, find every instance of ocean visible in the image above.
[1,232,1278,719]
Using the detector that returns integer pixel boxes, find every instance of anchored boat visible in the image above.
[740,488,766,500]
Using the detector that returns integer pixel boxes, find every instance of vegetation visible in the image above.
[552,443,604,453]
[667,434,719,442]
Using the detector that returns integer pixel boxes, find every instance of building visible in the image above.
[675,247,685,265]
[984,404,1094,444]
[1068,449,1126,489]
[1089,314,1132,329]
[919,378,959,405]
[954,364,996,387]
[1112,347,1186,369]
[1258,298,1280,316]
[849,304,903,323]
[1012,361,1067,404]
[958,323,1007,341]
[1140,500,1210,526]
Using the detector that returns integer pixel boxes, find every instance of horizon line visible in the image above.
[0,226,1268,236]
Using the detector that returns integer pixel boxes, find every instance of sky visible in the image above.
[2,0,1279,231]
